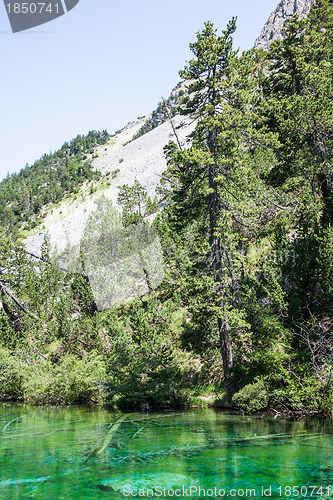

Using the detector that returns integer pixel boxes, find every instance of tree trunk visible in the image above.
[207,158,235,398]
[218,315,235,399]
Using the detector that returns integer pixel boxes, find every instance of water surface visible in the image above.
[0,405,332,499]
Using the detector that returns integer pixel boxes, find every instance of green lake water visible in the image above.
[0,405,332,499]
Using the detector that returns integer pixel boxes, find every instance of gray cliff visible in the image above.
[255,0,315,50]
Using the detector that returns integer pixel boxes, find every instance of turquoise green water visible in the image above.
[0,405,332,499]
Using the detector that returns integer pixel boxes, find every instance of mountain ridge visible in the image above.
[254,0,315,50]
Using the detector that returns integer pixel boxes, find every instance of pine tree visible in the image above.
[163,20,267,397]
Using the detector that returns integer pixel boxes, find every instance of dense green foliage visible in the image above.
[0,1,332,413]
[0,130,109,229]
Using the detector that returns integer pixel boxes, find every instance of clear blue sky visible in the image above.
[0,0,279,181]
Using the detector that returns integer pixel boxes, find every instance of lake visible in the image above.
[0,405,332,499]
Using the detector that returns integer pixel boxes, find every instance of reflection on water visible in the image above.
[0,405,332,499]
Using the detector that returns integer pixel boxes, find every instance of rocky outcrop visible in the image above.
[255,0,315,50]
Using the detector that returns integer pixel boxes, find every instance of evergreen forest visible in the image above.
[0,0,332,414]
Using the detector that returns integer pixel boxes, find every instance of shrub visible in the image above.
[22,352,106,405]
[232,379,269,412]
[0,348,23,400]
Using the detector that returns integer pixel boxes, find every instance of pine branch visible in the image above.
[0,281,38,321]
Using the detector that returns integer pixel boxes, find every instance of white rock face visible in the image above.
[255,0,315,50]
[24,110,195,307]
[24,113,194,258]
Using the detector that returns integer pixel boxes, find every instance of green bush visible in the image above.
[106,326,202,409]
[22,352,106,405]
[0,348,23,400]
[232,379,269,412]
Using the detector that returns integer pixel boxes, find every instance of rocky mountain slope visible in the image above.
[25,112,194,257]
[25,0,315,257]
[255,0,315,50]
